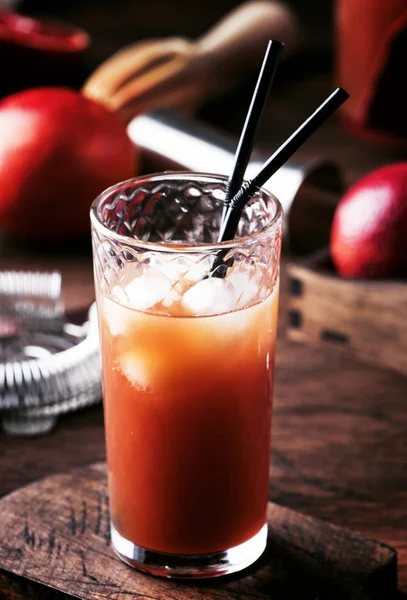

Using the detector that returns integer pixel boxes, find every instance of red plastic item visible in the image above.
[0,11,90,96]
[336,0,407,145]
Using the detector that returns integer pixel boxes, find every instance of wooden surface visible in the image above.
[1,269,407,596]
[1,0,407,598]
[287,249,407,375]
[0,463,398,600]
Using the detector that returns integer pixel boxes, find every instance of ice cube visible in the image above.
[103,295,134,336]
[120,269,173,311]
[226,264,262,308]
[182,277,236,315]
[161,287,181,308]
[118,353,150,392]
[111,285,128,305]
[183,256,211,282]
[117,261,144,287]
[148,254,187,283]
[149,254,211,284]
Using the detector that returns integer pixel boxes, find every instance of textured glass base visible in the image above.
[111,523,267,579]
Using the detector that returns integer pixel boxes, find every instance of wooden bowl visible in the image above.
[286,248,407,375]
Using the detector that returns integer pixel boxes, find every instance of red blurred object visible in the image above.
[331,163,407,278]
[0,87,137,241]
[336,0,407,146]
[0,11,90,96]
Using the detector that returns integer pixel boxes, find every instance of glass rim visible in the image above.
[90,171,283,252]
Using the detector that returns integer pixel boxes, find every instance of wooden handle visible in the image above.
[196,0,299,84]
[83,1,300,118]
[82,37,194,110]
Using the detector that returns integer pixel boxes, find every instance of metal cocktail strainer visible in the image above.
[0,270,101,436]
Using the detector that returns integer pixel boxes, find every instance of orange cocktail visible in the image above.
[91,172,282,578]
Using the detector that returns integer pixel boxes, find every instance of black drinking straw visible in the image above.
[223,40,284,208]
[218,87,349,245]
[212,40,283,278]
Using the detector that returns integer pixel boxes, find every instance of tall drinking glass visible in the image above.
[91,172,282,578]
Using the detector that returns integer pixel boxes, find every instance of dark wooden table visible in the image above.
[1,0,407,597]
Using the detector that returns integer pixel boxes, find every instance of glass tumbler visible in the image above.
[90,172,282,578]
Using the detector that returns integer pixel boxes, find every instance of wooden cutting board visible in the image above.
[0,463,397,600]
